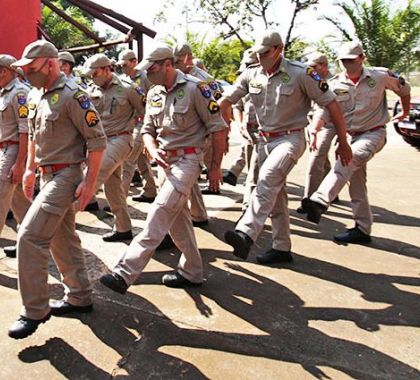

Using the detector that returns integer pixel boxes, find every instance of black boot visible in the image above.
[334,225,371,244]
[256,249,293,265]
[306,199,328,224]
[224,230,253,260]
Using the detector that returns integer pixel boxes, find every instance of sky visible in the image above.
[92,0,407,55]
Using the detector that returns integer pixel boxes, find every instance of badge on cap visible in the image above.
[18,105,29,118]
[208,100,220,114]
[85,110,99,127]
[198,82,212,98]
[74,91,91,109]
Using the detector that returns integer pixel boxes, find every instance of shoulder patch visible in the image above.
[85,110,99,127]
[289,60,306,68]
[150,93,162,107]
[133,84,145,96]
[16,93,27,105]
[388,70,405,85]
[74,91,91,110]
[207,80,219,91]
[307,67,329,92]
[213,90,223,100]
[18,105,29,118]
[208,100,220,114]
[198,81,212,98]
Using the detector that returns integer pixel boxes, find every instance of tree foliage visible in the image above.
[41,0,95,50]
[156,0,317,52]
[323,0,420,74]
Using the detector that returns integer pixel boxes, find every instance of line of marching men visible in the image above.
[0,29,410,339]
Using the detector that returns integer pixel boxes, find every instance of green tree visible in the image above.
[323,0,420,74]
[42,1,95,50]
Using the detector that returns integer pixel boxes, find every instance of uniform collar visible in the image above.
[1,77,20,94]
[166,70,187,93]
[45,73,67,94]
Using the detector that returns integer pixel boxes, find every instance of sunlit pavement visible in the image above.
[1,125,419,379]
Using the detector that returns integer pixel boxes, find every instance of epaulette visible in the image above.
[120,75,133,86]
[185,74,200,84]
[289,60,306,68]
[65,80,78,91]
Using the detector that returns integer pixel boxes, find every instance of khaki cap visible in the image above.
[83,53,112,76]
[13,40,58,67]
[173,42,192,61]
[253,30,283,54]
[0,54,17,70]
[242,48,257,65]
[117,49,136,65]
[135,45,174,71]
[306,52,328,66]
[337,41,364,60]
[58,51,75,64]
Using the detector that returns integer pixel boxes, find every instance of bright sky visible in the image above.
[93,0,407,55]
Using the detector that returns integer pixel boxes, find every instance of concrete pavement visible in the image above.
[0,125,419,379]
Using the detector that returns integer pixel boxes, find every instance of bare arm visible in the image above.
[392,95,411,122]
[9,132,28,184]
[208,129,228,192]
[22,138,36,200]
[74,149,105,212]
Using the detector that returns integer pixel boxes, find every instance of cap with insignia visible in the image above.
[117,49,137,65]
[13,40,58,67]
[306,52,328,67]
[135,45,174,71]
[83,53,112,76]
[337,41,364,60]
[253,30,283,54]
[58,51,75,64]
[0,54,17,71]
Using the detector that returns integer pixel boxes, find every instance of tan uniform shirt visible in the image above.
[226,58,336,132]
[190,65,223,100]
[87,73,145,137]
[28,74,106,166]
[0,77,29,142]
[315,67,410,133]
[142,70,228,151]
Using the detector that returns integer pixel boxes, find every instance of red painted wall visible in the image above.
[0,0,41,59]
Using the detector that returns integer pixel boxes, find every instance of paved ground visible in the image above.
[0,125,419,379]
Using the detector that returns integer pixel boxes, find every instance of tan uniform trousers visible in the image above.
[242,143,259,211]
[236,130,306,251]
[95,134,132,232]
[0,144,31,235]
[17,166,91,320]
[303,126,335,198]
[189,139,210,223]
[310,128,386,235]
[114,154,204,285]
[229,137,254,178]
[122,124,157,198]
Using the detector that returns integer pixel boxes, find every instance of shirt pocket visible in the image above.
[278,85,294,105]
[111,96,128,115]
[336,93,353,112]
[169,103,189,130]
[0,99,11,123]
[40,110,60,137]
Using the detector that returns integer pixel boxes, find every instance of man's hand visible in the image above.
[74,180,95,212]
[207,167,223,193]
[22,169,36,201]
[335,140,353,166]
[150,147,169,169]
[8,162,26,184]
[309,132,318,152]
[391,110,409,123]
